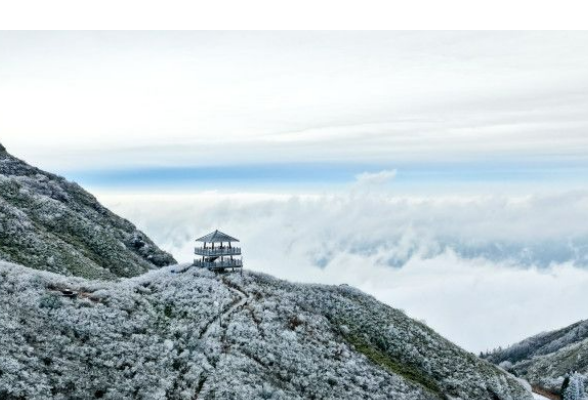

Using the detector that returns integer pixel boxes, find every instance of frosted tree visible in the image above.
[563,373,587,400]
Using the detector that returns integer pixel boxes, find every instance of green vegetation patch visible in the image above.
[343,332,442,396]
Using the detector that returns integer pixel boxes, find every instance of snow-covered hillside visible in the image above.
[486,319,588,397]
[0,260,532,400]
[0,144,175,278]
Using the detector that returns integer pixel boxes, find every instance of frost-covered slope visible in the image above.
[0,261,532,400]
[485,320,588,395]
[0,144,175,278]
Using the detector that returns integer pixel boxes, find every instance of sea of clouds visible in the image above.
[98,190,588,353]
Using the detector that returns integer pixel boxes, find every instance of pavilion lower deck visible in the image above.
[193,259,243,271]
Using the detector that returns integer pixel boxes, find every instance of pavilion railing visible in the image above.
[194,247,242,256]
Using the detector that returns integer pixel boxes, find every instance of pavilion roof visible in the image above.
[195,229,240,243]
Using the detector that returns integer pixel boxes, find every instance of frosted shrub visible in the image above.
[38,292,62,309]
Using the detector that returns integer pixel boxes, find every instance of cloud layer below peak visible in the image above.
[98,190,588,352]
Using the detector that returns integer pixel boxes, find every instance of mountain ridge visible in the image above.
[0,143,176,278]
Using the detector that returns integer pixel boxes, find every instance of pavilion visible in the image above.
[193,230,243,272]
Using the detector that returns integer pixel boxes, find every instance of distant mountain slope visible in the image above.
[484,320,588,395]
[0,144,175,278]
[0,261,532,400]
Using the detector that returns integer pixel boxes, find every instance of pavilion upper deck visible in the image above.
[194,247,242,256]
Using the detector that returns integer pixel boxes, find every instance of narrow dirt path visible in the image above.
[194,277,251,399]
[197,284,248,339]
[532,386,561,400]
[223,288,248,318]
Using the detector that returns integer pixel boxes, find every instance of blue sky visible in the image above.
[1,31,588,194]
[65,162,588,194]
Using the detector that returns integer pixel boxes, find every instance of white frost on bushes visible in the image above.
[0,261,532,400]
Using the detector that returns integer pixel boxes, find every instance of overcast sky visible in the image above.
[1,31,588,191]
[2,31,588,351]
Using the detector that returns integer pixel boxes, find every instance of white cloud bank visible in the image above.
[98,190,588,352]
[354,169,397,186]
